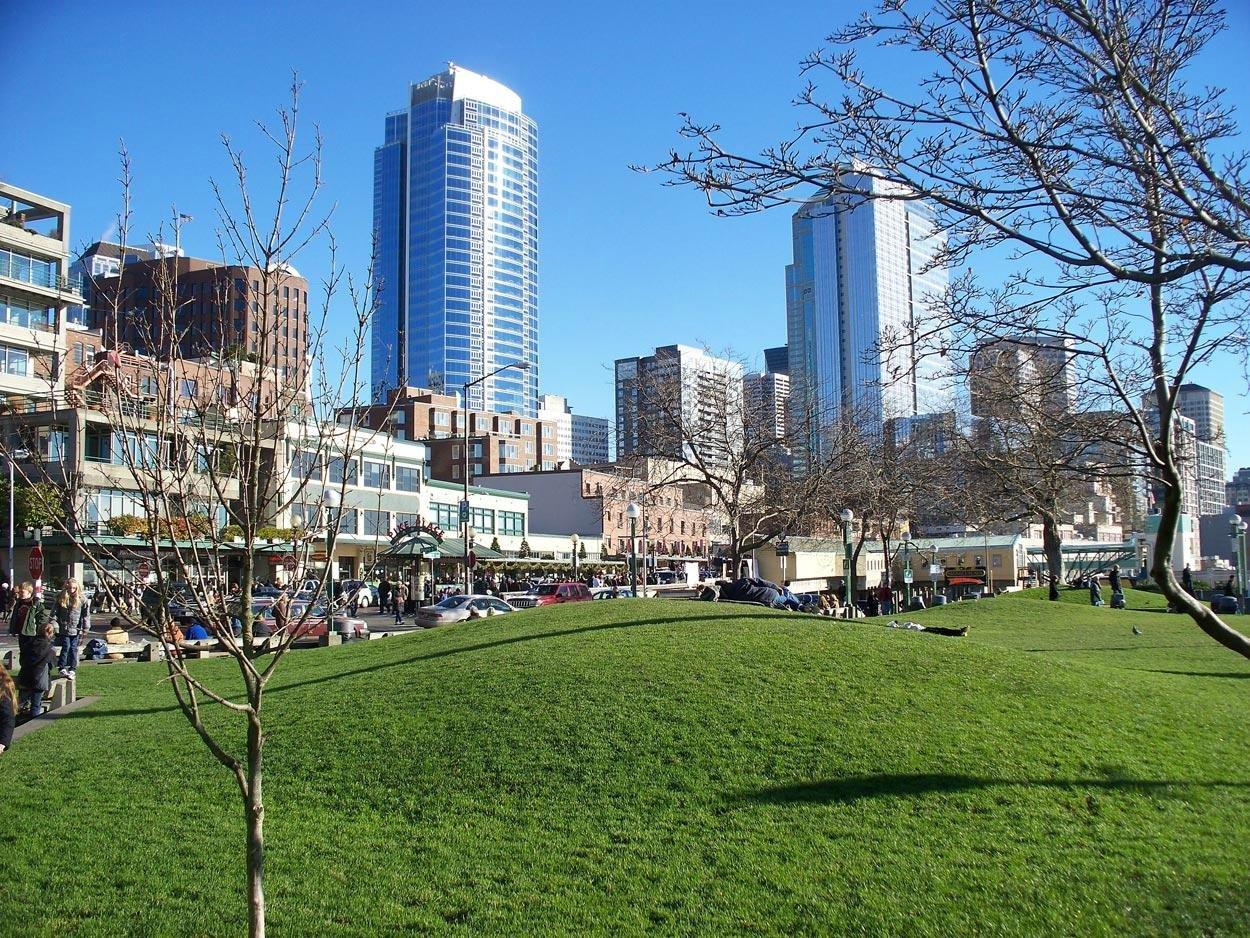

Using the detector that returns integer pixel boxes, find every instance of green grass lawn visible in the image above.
[2,590,1248,935]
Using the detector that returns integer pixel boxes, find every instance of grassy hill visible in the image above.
[1,589,1248,935]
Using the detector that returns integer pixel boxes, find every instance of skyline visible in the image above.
[2,0,1246,471]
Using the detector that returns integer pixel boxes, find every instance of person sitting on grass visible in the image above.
[887,620,968,638]
[1089,575,1104,607]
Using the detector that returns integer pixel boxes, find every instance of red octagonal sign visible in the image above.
[28,545,44,580]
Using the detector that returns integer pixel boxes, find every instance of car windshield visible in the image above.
[535,585,559,596]
[434,596,472,609]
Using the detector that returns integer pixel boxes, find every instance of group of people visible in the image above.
[1,578,92,754]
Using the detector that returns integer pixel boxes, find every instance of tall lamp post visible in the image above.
[6,454,14,590]
[1231,517,1248,602]
[571,532,580,581]
[626,501,641,597]
[840,508,855,612]
[898,534,920,609]
[462,361,530,595]
[322,487,341,587]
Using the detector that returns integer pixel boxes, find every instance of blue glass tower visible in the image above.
[373,65,539,416]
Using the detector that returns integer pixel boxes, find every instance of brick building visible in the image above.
[345,385,562,482]
[91,256,308,381]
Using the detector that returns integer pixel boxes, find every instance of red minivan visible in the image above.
[533,582,593,606]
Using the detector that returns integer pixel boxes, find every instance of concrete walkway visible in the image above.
[11,695,101,743]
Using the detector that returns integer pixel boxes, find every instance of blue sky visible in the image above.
[3,0,1246,471]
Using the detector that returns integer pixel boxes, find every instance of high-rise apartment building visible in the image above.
[744,371,790,443]
[537,393,573,463]
[785,171,949,447]
[970,335,1077,419]
[372,65,539,416]
[1227,467,1250,507]
[0,183,82,400]
[1174,383,1227,515]
[615,345,743,462]
[570,413,610,465]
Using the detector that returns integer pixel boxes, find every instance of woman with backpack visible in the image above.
[18,620,56,719]
[0,663,17,754]
[55,578,90,679]
[9,580,49,648]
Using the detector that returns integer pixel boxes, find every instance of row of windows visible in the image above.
[290,450,424,492]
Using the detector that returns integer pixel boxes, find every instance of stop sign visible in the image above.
[137,560,151,581]
[28,545,43,580]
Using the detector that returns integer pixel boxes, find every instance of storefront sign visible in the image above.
[390,519,444,544]
[944,566,987,585]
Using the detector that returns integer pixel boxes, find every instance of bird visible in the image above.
[1132,626,1143,636]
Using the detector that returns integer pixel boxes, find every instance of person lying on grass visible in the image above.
[886,620,968,638]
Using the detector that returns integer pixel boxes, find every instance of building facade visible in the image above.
[1175,383,1228,517]
[0,183,82,402]
[372,65,539,416]
[744,370,790,442]
[1228,467,1250,508]
[763,345,789,375]
[785,172,950,446]
[570,412,610,464]
[91,256,309,382]
[614,344,743,462]
[537,393,573,463]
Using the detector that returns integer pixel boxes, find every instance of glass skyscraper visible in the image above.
[373,65,538,416]
[785,170,950,450]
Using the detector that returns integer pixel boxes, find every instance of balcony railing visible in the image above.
[0,247,82,296]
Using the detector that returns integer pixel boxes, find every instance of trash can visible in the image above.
[932,594,948,606]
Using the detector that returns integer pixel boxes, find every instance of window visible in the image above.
[291,450,322,480]
[0,344,29,377]
[499,511,525,536]
[471,507,494,533]
[364,510,389,536]
[432,502,458,530]
[178,379,198,399]
[394,512,418,529]
[326,456,358,486]
[73,342,85,365]
[433,411,450,427]
[395,465,421,492]
[363,460,390,489]
[332,509,358,535]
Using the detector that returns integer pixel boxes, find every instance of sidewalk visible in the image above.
[11,695,101,743]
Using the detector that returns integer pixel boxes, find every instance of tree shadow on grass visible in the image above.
[736,773,1250,806]
[1123,668,1250,679]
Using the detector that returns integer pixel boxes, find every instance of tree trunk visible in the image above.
[1041,510,1062,601]
[1151,460,1250,659]
[246,714,266,938]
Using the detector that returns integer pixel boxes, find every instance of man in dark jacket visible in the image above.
[718,577,786,607]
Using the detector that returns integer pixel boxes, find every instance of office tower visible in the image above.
[763,345,789,375]
[1176,383,1225,444]
[785,170,950,449]
[1227,467,1250,507]
[0,183,83,399]
[372,64,538,416]
[615,344,743,462]
[570,413,610,464]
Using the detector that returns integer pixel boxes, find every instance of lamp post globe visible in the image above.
[840,508,854,612]
[322,488,342,585]
[626,502,641,596]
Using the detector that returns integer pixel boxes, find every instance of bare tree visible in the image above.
[2,80,388,936]
[616,347,830,570]
[650,0,1250,656]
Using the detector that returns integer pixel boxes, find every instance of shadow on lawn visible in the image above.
[738,773,1250,806]
[71,609,798,718]
[1124,668,1250,679]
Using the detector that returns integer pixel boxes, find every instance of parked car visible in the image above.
[532,582,593,606]
[652,570,678,585]
[261,601,369,642]
[340,580,378,607]
[416,594,515,626]
[591,587,636,600]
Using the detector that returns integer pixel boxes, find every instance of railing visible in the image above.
[0,248,82,296]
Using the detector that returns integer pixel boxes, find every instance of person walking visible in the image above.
[1089,574,1104,607]
[18,620,56,719]
[378,577,391,616]
[393,581,409,626]
[55,578,90,679]
[1182,565,1194,595]
[0,662,16,754]
[1109,565,1122,594]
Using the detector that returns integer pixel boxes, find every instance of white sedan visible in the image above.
[591,587,636,600]
[416,594,515,626]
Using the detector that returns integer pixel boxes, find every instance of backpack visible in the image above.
[84,638,110,661]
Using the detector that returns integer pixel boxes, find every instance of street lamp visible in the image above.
[898,533,919,609]
[1231,517,1248,600]
[626,501,641,597]
[462,361,530,594]
[322,487,341,586]
[571,532,580,580]
[840,508,854,612]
